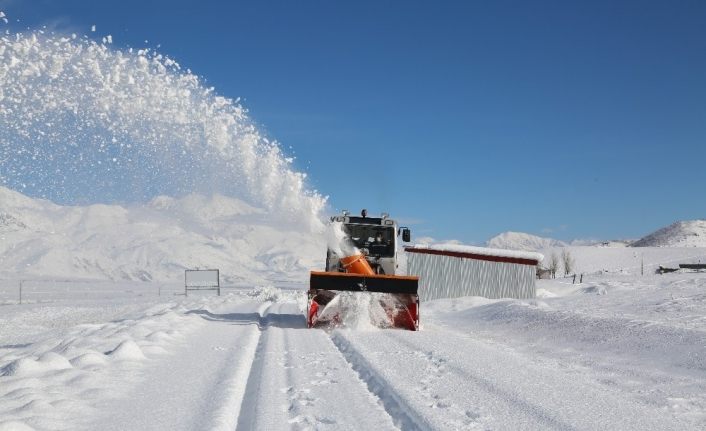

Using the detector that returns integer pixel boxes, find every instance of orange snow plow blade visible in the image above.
[307,271,419,331]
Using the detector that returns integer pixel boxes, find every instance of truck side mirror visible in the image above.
[402,228,411,242]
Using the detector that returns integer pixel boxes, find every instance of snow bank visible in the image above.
[419,272,706,427]
[0,296,225,430]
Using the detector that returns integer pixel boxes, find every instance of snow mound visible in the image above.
[70,352,109,368]
[486,231,566,251]
[107,340,146,361]
[246,286,284,302]
[0,421,36,431]
[0,299,208,430]
[632,220,706,247]
[1,352,72,377]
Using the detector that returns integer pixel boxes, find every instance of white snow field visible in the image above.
[2,266,706,430]
[2,192,706,431]
[0,186,324,285]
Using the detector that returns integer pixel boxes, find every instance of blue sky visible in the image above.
[3,0,706,243]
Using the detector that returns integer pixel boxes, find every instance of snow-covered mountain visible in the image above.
[486,231,567,251]
[632,220,706,247]
[0,186,325,283]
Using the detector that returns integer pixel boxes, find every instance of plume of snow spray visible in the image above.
[0,29,325,230]
[322,222,394,330]
[318,292,391,331]
[326,221,359,257]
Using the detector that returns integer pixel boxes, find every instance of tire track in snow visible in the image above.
[234,315,273,430]
[235,301,337,430]
[329,331,432,431]
[90,301,270,431]
[279,327,337,429]
[235,303,397,430]
[380,331,572,430]
[208,302,271,431]
[374,329,687,430]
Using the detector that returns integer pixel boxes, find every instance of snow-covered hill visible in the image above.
[0,186,325,283]
[632,220,706,247]
[486,231,567,251]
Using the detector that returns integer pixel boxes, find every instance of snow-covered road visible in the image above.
[2,277,704,430]
[82,299,399,431]
[334,327,684,430]
[91,301,266,431]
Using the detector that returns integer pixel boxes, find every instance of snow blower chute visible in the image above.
[307,210,419,330]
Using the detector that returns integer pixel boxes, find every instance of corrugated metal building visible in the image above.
[405,244,543,301]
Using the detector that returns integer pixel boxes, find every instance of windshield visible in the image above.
[344,224,395,257]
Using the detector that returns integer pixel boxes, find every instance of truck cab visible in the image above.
[326,210,411,275]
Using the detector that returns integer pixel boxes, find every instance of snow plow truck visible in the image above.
[308,210,419,330]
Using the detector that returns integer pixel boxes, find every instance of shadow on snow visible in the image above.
[186,309,306,329]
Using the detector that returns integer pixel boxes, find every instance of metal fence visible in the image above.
[185,269,220,296]
[0,279,186,305]
[0,275,308,306]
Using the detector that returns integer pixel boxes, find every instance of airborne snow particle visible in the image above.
[0,28,326,231]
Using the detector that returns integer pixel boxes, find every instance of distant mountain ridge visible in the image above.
[632,220,706,247]
[486,219,706,251]
[0,186,324,283]
[486,232,567,251]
